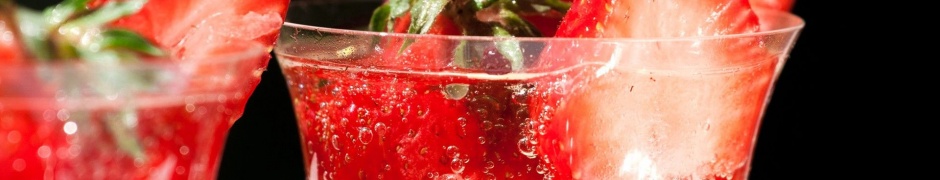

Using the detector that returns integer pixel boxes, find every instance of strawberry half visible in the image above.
[533,0,774,179]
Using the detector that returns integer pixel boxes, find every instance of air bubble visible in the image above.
[457,117,468,137]
[374,122,388,137]
[445,146,460,158]
[537,124,547,135]
[482,120,493,131]
[444,83,470,100]
[402,88,416,97]
[179,146,190,155]
[540,106,554,123]
[517,138,537,158]
[450,158,465,173]
[399,105,411,116]
[357,108,370,119]
[457,117,467,127]
[331,135,341,150]
[485,173,496,180]
[359,127,374,145]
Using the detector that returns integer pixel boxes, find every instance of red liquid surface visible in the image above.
[280,51,778,179]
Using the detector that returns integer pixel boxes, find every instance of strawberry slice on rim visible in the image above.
[532,0,775,179]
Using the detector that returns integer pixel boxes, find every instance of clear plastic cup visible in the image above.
[0,43,268,179]
[275,1,803,179]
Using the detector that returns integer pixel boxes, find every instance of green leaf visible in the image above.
[369,5,391,32]
[492,26,523,71]
[498,9,541,37]
[408,0,449,34]
[472,0,496,10]
[105,109,146,160]
[45,0,92,25]
[98,29,165,56]
[61,0,146,28]
[388,0,411,20]
[15,8,52,60]
[452,40,472,68]
[542,0,571,13]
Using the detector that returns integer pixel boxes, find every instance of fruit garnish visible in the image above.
[368,0,570,72]
[532,0,774,178]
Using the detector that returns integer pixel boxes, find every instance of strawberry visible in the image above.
[107,0,287,93]
[532,0,774,179]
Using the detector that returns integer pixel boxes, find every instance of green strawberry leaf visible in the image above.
[99,29,165,57]
[541,0,571,13]
[369,4,391,32]
[452,40,472,68]
[44,0,92,26]
[497,8,541,37]
[408,0,449,34]
[492,26,523,71]
[473,0,496,10]
[60,0,146,29]
[388,0,410,20]
[15,8,52,60]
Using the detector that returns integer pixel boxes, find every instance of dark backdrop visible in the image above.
[13,1,834,179]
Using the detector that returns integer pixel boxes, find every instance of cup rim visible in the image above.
[0,42,267,71]
[282,8,804,42]
[0,42,268,110]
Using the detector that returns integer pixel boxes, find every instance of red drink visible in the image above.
[0,47,267,179]
[0,95,246,179]
[280,51,777,179]
[276,2,803,179]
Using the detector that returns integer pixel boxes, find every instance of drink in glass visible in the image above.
[0,44,268,179]
[275,1,804,179]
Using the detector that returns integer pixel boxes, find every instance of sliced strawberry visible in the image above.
[533,0,773,179]
[108,0,287,67]
[106,0,288,102]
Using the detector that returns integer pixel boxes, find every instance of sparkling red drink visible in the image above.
[276,1,804,179]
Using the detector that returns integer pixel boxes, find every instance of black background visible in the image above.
[14,0,838,179]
